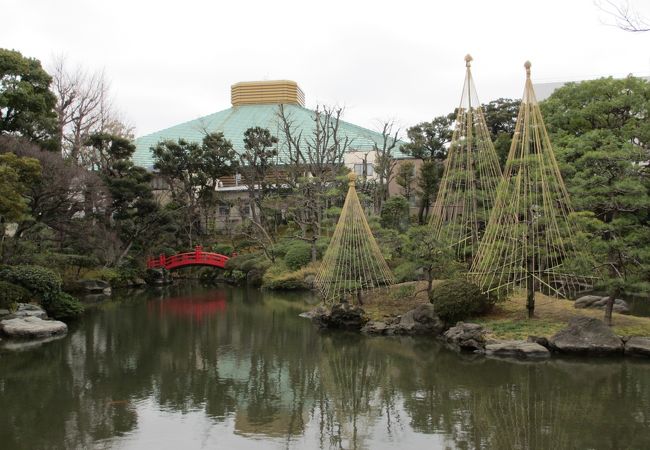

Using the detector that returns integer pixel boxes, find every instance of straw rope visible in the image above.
[429,55,503,260]
[469,61,593,299]
[314,172,395,304]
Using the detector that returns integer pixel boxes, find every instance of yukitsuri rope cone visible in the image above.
[429,55,502,260]
[314,172,395,305]
[469,61,593,316]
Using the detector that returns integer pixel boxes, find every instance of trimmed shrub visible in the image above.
[0,280,30,310]
[262,262,316,290]
[41,291,84,320]
[429,278,493,324]
[0,264,62,299]
[380,196,410,231]
[212,243,234,256]
[284,241,312,271]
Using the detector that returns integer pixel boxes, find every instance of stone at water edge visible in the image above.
[6,303,48,320]
[548,316,624,355]
[625,337,650,357]
[394,304,445,335]
[485,341,551,359]
[1,316,67,339]
[361,320,389,335]
[527,335,550,349]
[299,306,327,320]
[443,322,487,351]
[311,303,368,330]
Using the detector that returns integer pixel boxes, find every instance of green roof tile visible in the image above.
[133,104,408,169]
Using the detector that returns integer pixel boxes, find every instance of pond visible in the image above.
[1,284,649,449]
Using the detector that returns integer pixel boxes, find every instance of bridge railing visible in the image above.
[146,246,231,269]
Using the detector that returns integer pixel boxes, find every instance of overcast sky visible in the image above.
[3,0,649,137]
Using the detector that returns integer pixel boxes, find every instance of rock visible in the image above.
[443,322,487,351]
[311,303,368,330]
[549,317,624,355]
[76,279,111,294]
[0,309,11,317]
[0,316,67,339]
[573,295,630,314]
[625,337,650,357]
[527,335,550,349]
[361,320,389,335]
[299,306,327,320]
[7,303,48,320]
[574,295,602,308]
[246,269,264,288]
[485,340,551,359]
[393,304,445,335]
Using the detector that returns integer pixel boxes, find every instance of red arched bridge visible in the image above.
[147,246,232,270]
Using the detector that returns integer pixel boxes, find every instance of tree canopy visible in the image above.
[0,49,58,150]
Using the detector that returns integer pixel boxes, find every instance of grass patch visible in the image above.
[476,291,650,340]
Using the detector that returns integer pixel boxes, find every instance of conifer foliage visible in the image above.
[470,62,592,314]
[429,55,502,260]
[315,173,395,304]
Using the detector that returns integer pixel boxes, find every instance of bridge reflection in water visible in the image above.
[147,292,227,321]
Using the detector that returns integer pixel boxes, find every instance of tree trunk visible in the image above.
[427,269,433,294]
[526,264,535,319]
[604,287,620,326]
[311,237,317,263]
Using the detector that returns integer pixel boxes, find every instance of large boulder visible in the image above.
[443,322,487,351]
[311,303,368,330]
[574,295,602,308]
[485,340,551,359]
[625,337,650,357]
[5,303,47,320]
[549,317,624,355]
[393,304,445,335]
[76,279,112,295]
[1,316,67,339]
[574,295,630,314]
[361,320,390,335]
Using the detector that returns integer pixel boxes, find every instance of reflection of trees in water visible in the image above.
[314,334,395,450]
[3,286,650,449]
[465,373,578,449]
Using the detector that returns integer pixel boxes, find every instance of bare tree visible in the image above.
[50,56,134,165]
[596,0,649,32]
[373,121,400,213]
[278,105,351,260]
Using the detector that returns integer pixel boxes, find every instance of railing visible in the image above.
[146,246,231,270]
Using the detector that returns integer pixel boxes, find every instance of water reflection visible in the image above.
[0,284,649,449]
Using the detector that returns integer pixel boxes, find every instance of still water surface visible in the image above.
[1,284,650,449]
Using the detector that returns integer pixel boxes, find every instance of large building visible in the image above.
[133,80,416,228]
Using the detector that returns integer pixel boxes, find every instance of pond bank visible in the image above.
[303,281,650,361]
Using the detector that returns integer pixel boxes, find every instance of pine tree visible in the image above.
[314,172,395,304]
[429,55,502,260]
[470,62,592,317]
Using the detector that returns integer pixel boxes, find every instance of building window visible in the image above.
[219,205,230,216]
[353,163,374,177]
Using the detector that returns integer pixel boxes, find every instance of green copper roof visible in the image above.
[133,104,408,169]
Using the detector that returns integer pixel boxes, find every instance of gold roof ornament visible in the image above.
[314,171,395,304]
[429,55,503,260]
